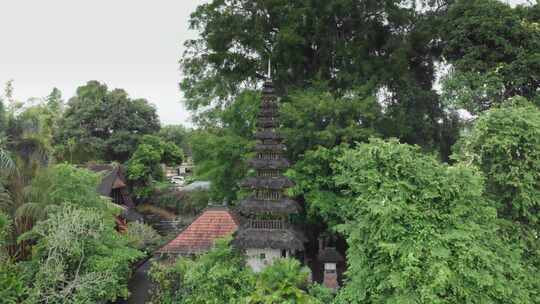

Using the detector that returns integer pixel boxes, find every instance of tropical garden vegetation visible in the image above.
[0,0,539,303]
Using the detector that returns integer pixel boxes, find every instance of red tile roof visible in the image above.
[158,207,240,255]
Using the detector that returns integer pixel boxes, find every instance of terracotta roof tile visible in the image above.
[158,207,239,255]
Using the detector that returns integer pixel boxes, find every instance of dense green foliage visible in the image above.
[28,164,113,213]
[455,99,540,298]
[281,86,381,161]
[158,125,191,155]
[4,89,64,175]
[0,213,28,303]
[0,163,146,303]
[0,212,9,257]
[21,205,143,303]
[441,0,540,113]
[0,261,29,304]
[456,100,540,228]
[332,139,533,303]
[0,96,7,135]
[0,81,184,302]
[183,0,471,201]
[149,238,254,304]
[124,221,163,252]
[127,135,184,200]
[245,259,324,304]
[1,1,540,303]
[149,238,328,304]
[54,81,160,163]
[188,90,258,201]
[0,164,117,240]
[154,189,210,216]
[288,144,350,227]
[190,129,251,202]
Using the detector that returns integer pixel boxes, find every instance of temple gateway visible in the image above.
[232,78,305,272]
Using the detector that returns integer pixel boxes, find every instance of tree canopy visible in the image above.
[441,0,540,113]
[333,139,533,303]
[127,135,184,200]
[182,0,460,156]
[54,81,160,163]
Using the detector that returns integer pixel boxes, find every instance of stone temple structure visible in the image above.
[232,78,305,272]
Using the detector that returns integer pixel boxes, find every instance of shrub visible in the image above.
[21,205,143,303]
[0,261,29,303]
[125,222,162,252]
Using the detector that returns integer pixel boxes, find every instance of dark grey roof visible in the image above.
[240,176,294,189]
[318,247,345,263]
[232,227,304,250]
[87,163,135,208]
[248,158,290,169]
[254,130,284,140]
[236,196,301,215]
[260,101,278,109]
[257,108,280,117]
[254,143,286,152]
[256,120,279,128]
[87,164,119,196]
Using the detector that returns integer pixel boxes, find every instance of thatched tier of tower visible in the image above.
[240,176,294,189]
[248,158,290,169]
[233,227,304,250]
[254,143,286,152]
[257,108,280,117]
[236,196,301,215]
[254,130,284,140]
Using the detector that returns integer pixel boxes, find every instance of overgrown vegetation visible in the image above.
[0,164,147,303]
[126,135,183,200]
[1,0,540,302]
[149,238,329,304]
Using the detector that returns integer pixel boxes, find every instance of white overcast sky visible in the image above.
[0,0,531,126]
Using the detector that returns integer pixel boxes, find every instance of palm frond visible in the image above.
[0,189,13,213]
[14,202,46,223]
[0,148,15,175]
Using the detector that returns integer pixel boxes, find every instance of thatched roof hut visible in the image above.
[87,163,135,209]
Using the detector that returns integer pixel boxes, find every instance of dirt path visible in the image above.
[124,259,153,304]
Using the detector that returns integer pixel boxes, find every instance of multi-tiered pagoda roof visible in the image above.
[233,80,304,251]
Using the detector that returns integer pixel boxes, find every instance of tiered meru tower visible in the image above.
[233,79,304,272]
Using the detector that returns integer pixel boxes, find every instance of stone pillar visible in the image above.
[323,262,339,290]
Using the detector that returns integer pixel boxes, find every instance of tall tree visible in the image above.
[281,85,382,162]
[188,90,258,201]
[158,124,191,155]
[126,135,183,200]
[45,88,63,115]
[333,139,534,304]
[54,81,160,163]
[454,99,540,295]
[0,96,6,136]
[441,0,540,113]
[182,0,458,154]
